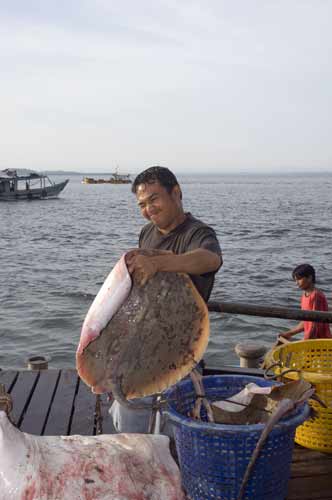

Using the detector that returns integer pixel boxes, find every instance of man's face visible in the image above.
[136,181,181,231]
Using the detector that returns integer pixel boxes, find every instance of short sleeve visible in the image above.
[311,291,328,312]
[186,227,222,256]
[138,224,151,248]
[138,228,144,247]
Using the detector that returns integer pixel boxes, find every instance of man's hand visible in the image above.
[124,247,221,286]
[126,253,159,286]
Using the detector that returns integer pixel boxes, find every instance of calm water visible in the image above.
[1,172,331,370]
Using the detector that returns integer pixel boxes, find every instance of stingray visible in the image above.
[0,410,185,500]
[76,250,209,406]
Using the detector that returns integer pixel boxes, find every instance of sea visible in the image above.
[1,172,331,370]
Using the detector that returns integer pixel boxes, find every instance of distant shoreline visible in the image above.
[4,168,332,177]
[45,169,332,177]
[46,170,332,177]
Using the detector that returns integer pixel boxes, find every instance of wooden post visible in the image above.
[0,383,13,415]
[234,343,267,368]
[207,301,332,323]
[27,356,50,370]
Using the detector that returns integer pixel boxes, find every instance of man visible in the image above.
[127,166,222,301]
[110,166,222,432]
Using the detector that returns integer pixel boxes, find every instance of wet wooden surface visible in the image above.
[287,445,332,500]
[0,368,331,499]
[0,368,115,435]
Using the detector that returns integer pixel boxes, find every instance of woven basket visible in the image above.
[164,375,309,500]
[266,339,332,453]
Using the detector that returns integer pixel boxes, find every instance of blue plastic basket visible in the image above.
[164,375,310,500]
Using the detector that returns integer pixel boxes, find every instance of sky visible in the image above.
[1,1,332,174]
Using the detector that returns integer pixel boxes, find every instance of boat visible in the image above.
[82,171,132,185]
[108,172,131,184]
[0,169,69,201]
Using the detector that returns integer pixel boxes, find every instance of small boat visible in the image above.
[108,172,131,184]
[82,177,100,184]
[0,169,69,201]
[82,171,132,185]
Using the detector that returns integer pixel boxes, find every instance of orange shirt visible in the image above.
[301,289,332,340]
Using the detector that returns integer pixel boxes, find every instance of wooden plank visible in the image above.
[204,365,264,377]
[98,393,116,434]
[208,300,332,323]
[9,371,39,427]
[286,446,332,499]
[290,459,332,477]
[290,448,332,479]
[0,370,18,391]
[287,474,332,499]
[20,370,60,435]
[292,446,332,463]
[70,378,96,435]
[43,369,78,436]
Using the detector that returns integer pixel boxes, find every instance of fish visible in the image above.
[76,250,209,404]
[208,379,314,500]
[236,384,312,500]
[0,411,185,500]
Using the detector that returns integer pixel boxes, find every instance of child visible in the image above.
[279,263,332,340]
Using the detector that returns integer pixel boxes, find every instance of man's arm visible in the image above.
[152,248,222,274]
[127,249,222,285]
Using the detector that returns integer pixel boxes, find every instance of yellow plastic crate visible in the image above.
[266,339,332,453]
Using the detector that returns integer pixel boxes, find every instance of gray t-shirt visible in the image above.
[139,213,222,301]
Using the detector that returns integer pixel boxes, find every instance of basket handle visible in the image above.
[161,410,184,429]
[264,362,282,380]
[264,362,302,381]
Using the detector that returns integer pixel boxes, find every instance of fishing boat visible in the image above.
[108,172,131,184]
[82,171,131,185]
[0,169,69,201]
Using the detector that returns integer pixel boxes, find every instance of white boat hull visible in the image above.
[0,179,69,201]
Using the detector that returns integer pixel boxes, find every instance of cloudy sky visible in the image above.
[1,1,331,173]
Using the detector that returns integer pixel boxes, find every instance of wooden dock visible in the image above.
[0,368,115,436]
[0,368,331,500]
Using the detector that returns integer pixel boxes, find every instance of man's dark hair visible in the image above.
[292,263,316,284]
[131,166,180,195]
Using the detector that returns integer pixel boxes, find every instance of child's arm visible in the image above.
[278,322,304,340]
